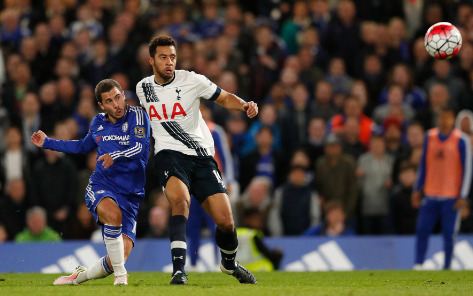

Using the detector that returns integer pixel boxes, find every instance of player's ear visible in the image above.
[148,57,154,66]
[98,102,105,111]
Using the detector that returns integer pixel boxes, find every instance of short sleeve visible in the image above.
[193,72,221,101]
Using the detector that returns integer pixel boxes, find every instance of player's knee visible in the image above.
[217,220,234,233]
[171,198,190,212]
[104,209,122,226]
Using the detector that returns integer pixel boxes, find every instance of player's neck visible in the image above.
[154,72,174,85]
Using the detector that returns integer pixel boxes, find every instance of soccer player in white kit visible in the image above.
[136,35,258,285]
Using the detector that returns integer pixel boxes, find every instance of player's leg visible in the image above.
[165,176,191,284]
[201,193,257,284]
[95,197,128,283]
[414,198,440,268]
[440,199,461,270]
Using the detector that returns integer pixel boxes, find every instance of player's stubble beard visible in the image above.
[153,60,174,84]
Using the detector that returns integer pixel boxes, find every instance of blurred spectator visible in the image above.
[236,208,283,271]
[249,24,286,101]
[20,92,41,157]
[263,83,290,117]
[392,121,425,184]
[225,112,248,161]
[326,57,353,96]
[48,14,69,50]
[379,63,427,111]
[373,84,415,125]
[166,5,199,43]
[355,0,404,23]
[280,1,312,55]
[128,43,153,87]
[312,80,337,122]
[38,82,61,133]
[315,133,358,219]
[1,126,29,184]
[415,83,451,131]
[297,45,325,95]
[0,179,29,240]
[2,62,35,118]
[69,4,104,40]
[31,133,78,235]
[56,76,77,117]
[323,0,360,75]
[83,38,116,86]
[66,202,98,240]
[236,176,272,228]
[309,0,331,34]
[281,83,313,154]
[242,104,282,156]
[410,37,433,87]
[301,117,326,168]
[357,135,394,234]
[15,206,61,242]
[329,96,374,147]
[390,161,418,234]
[33,22,59,85]
[146,206,170,238]
[73,96,95,139]
[303,201,355,236]
[239,126,285,192]
[199,3,225,39]
[383,117,404,158]
[425,59,470,111]
[1,8,31,51]
[341,116,366,161]
[74,28,94,66]
[361,54,386,110]
[268,165,320,236]
[107,23,133,72]
[456,109,473,135]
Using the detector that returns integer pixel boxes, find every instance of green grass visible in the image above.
[0,271,472,296]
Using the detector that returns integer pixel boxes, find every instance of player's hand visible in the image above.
[31,130,47,148]
[98,154,114,169]
[243,101,258,118]
[411,191,422,209]
[454,198,468,210]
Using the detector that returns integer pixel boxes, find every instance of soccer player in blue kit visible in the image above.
[31,79,150,285]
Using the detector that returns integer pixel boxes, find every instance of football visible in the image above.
[424,22,462,59]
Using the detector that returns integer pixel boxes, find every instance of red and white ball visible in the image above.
[424,22,462,59]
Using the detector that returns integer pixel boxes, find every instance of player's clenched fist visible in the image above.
[31,130,47,148]
[98,154,114,169]
[243,101,258,118]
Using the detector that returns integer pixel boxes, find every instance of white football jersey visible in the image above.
[136,70,221,157]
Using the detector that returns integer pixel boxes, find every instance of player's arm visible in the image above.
[412,134,429,208]
[100,108,150,168]
[456,134,472,210]
[31,130,97,154]
[214,90,258,118]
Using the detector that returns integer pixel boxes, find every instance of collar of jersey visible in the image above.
[154,73,175,87]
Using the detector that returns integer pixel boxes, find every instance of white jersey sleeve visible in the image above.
[192,72,221,101]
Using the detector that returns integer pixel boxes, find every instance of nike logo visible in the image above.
[173,256,184,260]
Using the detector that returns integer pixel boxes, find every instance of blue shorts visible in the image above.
[85,182,142,242]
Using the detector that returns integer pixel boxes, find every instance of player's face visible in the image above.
[149,45,177,83]
[438,110,455,132]
[98,87,126,123]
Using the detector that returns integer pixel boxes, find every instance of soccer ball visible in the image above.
[424,22,462,59]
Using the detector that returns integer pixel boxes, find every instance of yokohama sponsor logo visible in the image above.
[102,135,130,141]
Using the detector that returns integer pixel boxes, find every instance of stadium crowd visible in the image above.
[1,0,473,243]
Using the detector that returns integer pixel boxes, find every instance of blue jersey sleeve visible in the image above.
[109,107,150,162]
[459,133,472,199]
[43,132,97,154]
[413,134,429,192]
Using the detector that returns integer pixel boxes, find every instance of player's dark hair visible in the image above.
[440,105,457,117]
[148,35,177,57]
[95,79,123,103]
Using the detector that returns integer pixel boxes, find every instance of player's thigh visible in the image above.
[440,199,460,236]
[201,193,235,231]
[164,176,191,207]
[416,198,440,233]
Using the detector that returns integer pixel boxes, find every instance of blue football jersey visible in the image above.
[43,105,150,196]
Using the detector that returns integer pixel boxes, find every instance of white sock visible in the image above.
[103,224,127,277]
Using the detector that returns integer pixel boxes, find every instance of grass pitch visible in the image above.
[0,271,472,296]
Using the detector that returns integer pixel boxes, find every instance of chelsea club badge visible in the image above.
[122,122,128,132]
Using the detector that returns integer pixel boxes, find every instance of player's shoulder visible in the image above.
[136,75,155,90]
[90,113,106,130]
[127,105,148,125]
